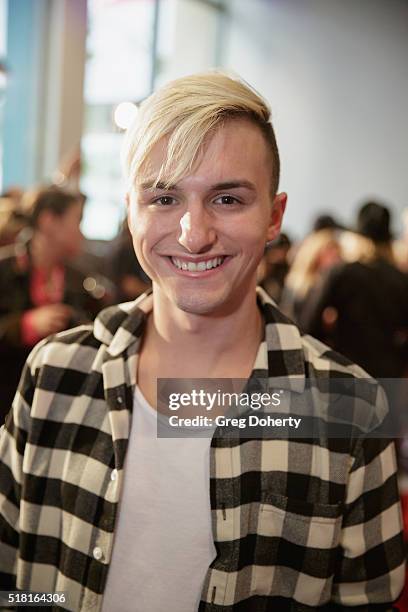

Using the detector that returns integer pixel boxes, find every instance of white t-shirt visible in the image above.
[101,387,216,612]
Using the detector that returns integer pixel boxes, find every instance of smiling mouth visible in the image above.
[170,256,226,272]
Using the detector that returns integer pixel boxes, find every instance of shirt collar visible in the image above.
[93,286,305,393]
[252,286,306,393]
[93,291,151,354]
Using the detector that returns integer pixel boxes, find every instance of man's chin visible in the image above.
[171,290,231,316]
[174,297,220,315]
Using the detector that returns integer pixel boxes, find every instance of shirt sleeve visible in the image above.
[0,342,43,588]
[330,420,406,607]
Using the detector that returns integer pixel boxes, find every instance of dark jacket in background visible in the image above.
[300,259,408,379]
[107,227,151,303]
[0,241,104,423]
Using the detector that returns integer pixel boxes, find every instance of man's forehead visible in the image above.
[134,121,271,192]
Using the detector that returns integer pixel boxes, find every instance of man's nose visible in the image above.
[177,207,217,253]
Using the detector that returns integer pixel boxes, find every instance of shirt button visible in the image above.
[110,469,118,481]
[93,546,103,561]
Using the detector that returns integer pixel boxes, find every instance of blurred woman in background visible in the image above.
[300,202,408,379]
[281,228,343,328]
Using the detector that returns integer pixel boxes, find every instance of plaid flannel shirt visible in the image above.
[0,288,405,611]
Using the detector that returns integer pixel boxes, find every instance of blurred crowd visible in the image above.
[259,202,408,380]
[1,185,408,431]
[0,183,151,425]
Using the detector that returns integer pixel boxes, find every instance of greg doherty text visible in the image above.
[168,415,302,429]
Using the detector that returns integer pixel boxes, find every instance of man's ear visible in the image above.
[267,192,287,242]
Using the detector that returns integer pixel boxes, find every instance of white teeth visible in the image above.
[171,256,225,271]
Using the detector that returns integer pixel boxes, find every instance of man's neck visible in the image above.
[143,285,263,376]
[136,284,264,409]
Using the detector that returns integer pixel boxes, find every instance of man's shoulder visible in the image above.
[299,333,388,433]
[300,332,370,378]
[259,285,371,378]
[26,323,101,376]
[259,288,386,431]
[27,299,146,373]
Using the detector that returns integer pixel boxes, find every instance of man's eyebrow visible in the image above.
[139,181,179,191]
[210,180,256,191]
[138,179,256,191]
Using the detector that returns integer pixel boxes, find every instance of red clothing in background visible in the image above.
[20,265,65,346]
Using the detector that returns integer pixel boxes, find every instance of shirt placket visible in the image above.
[80,354,132,611]
[200,432,235,609]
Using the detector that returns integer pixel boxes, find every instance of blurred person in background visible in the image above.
[0,186,26,247]
[0,195,27,247]
[257,232,291,303]
[107,220,151,302]
[281,228,343,327]
[393,208,408,273]
[312,213,345,232]
[1,186,25,208]
[0,186,105,423]
[339,228,377,263]
[301,201,408,379]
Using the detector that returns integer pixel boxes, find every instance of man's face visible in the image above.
[43,201,84,260]
[128,119,286,315]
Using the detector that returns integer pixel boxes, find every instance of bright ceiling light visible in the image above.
[114,101,138,130]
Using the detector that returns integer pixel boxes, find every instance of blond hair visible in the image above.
[122,71,280,195]
[285,230,341,299]
[340,231,397,266]
[339,232,376,263]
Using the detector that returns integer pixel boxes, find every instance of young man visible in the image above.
[0,73,405,611]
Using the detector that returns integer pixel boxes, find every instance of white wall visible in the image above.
[222,0,408,238]
[156,0,219,86]
[42,0,87,181]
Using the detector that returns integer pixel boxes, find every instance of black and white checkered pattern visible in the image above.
[0,288,405,610]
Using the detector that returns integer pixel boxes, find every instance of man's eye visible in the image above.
[214,195,240,206]
[153,196,176,206]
